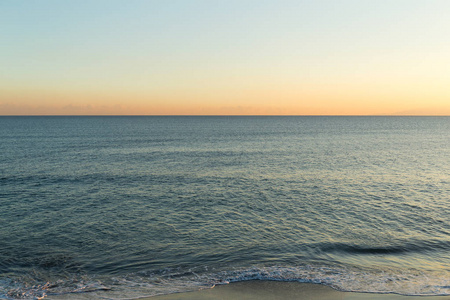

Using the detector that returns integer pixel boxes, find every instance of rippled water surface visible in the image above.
[1,116,449,299]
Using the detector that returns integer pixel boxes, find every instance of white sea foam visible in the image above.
[2,264,449,299]
[212,265,450,296]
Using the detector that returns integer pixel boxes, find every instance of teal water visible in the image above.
[1,116,449,299]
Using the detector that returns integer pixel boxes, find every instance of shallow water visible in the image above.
[1,116,449,299]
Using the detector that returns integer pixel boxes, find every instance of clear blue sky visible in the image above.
[1,0,450,115]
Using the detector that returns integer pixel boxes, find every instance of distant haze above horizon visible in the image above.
[1,0,450,116]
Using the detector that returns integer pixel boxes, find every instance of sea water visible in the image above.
[1,116,449,299]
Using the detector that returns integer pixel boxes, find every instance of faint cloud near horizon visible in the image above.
[2,101,450,116]
[0,102,129,115]
[390,107,450,116]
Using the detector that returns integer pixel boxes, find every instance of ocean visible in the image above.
[1,116,449,299]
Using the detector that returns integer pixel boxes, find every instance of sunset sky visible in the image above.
[1,0,450,115]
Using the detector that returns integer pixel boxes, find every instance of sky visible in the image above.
[1,0,450,115]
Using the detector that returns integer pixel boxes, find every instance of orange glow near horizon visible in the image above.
[2,85,450,116]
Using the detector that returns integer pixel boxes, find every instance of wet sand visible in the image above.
[150,281,450,300]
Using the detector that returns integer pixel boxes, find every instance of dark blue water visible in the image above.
[1,116,450,299]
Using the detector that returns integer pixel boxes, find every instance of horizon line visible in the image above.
[1,114,450,117]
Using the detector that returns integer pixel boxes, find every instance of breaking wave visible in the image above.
[1,263,450,299]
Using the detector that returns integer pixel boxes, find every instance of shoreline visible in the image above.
[149,281,450,300]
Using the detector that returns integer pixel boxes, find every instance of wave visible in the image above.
[319,239,450,255]
[1,263,449,299]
